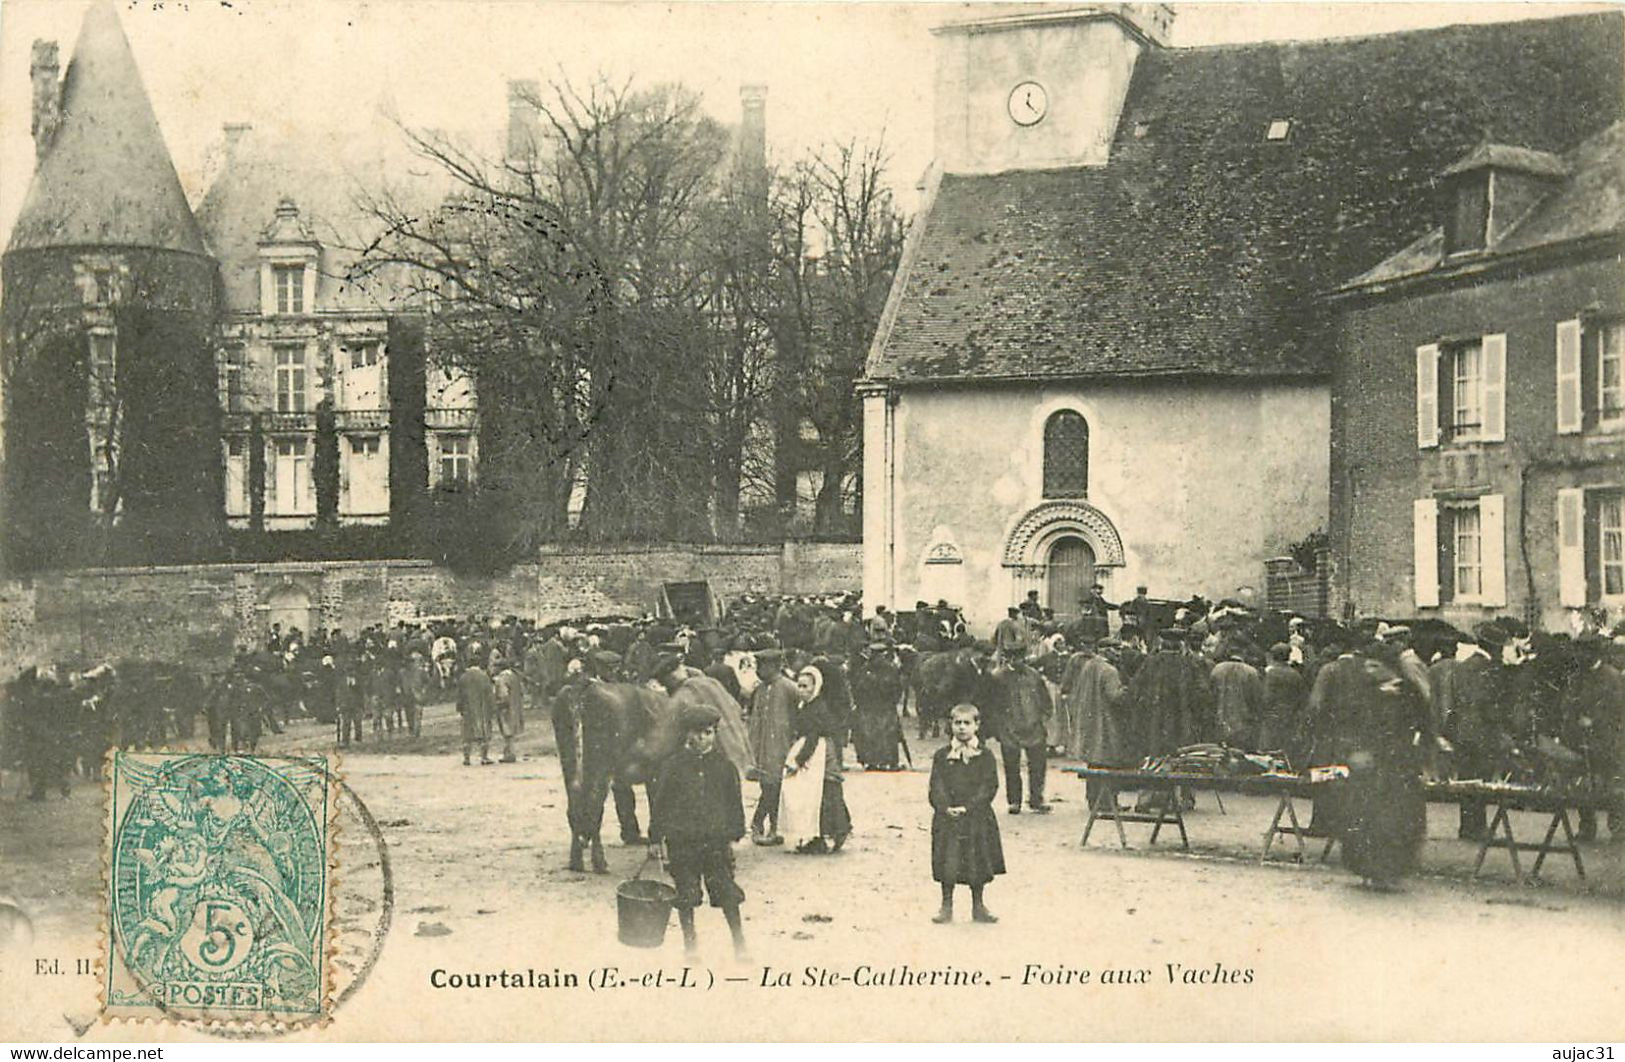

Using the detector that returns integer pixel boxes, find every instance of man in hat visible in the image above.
[1063,639,1130,806]
[658,653,757,779]
[456,652,496,766]
[649,703,748,958]
[866,605,896,643]
[1018,589,1044,624]
[1128,625,1210,759]
[1075,583,1116,644]
[1120,586,1158,646]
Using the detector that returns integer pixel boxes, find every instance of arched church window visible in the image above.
[1043,410,1089,498]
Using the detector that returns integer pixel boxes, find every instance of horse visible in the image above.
[549,672,755,874]
[909,645,983,738]
[550,680,678,873]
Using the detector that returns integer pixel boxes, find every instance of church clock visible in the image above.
[1007,81,1048,127]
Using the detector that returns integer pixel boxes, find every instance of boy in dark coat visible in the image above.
[929,704,1004,924]
[650,703,748,957]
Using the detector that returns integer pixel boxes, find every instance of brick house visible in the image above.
[1329,123,1625,630]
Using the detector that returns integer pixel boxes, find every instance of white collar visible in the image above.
[945,736,981,762]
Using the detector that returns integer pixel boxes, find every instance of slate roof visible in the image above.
[6,2,207,257]
[195,126,442,314]
[1342,121,1625,291]
[867,12,1625,384]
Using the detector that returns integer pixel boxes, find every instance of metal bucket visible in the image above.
[616,870,676,948]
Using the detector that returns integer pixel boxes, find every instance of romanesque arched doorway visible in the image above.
[1003,500,1125,613]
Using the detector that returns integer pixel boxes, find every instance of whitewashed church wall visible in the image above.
[876,380,1328,634]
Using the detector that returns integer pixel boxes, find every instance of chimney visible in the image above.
[739,84,767,177]
[507,79,541,167]
[30,40,61,161]
[223,122,253,166]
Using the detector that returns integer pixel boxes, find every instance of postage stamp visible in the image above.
[103,752,335,1025]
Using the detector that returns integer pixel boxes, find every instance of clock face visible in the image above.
[1008,80,1048,127]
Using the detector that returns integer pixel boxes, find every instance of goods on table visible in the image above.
[1140,743,1290,778]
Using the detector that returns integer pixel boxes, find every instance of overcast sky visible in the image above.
[0,0,1611,248]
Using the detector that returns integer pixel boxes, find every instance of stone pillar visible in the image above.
[319,568,344,634]
[859,383,896,612]
[233,571,258,650]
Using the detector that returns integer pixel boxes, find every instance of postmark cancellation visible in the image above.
[102,752,336,1026]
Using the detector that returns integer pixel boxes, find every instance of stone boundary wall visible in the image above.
[0,543,861,671]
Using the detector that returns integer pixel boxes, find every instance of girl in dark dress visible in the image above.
[929,703,1005,923]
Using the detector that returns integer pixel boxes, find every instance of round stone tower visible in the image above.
[2,1,220,571]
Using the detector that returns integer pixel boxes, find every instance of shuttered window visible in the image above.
[1419,336,1505,445]
[1451,341,1484,438]
[1601,492,1625,597]
[1601,321,1624,427]
[1428,495,1505,607]
[1449,504,1482,600]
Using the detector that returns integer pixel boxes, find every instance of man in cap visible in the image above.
[1560,633,1625,842]
[1210,643,1264,749]
[993,607,1031,663]
[991,654,1053,814]
[492,650,525,763]
[1261,643,1306,755]
[649,703,748,958]
[1447,622,1511,839]
[747,649,798,844]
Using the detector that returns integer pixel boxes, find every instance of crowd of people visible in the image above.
[4,584,1620,922]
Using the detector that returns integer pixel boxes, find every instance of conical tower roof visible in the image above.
[6,2,208,257]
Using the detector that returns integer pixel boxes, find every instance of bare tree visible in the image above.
[767,139,905,536]
[351,77,730,546]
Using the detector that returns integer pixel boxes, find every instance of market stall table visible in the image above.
[1063,766,1341,858]
[1423,780,1603,883]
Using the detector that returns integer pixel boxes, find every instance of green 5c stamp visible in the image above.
[104,752,335,1024]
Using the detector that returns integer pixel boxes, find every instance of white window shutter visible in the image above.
[1556,319,1583,434]
[1414,498,1439,607]
[1416,343,1440,448]
[1557,487,1587,606]
[1479,493,1507,607]
[1481,333,1506,442]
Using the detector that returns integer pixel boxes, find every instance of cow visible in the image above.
[908,645,983,739]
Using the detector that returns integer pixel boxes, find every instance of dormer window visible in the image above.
[258,197,320,317]
[273,264,305,314]
[1439,143,1567,258]
[1444,171,1489,255]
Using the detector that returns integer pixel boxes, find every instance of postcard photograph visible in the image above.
[0,0,1621,1044]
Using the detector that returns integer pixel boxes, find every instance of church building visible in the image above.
[860,3,1623,632]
